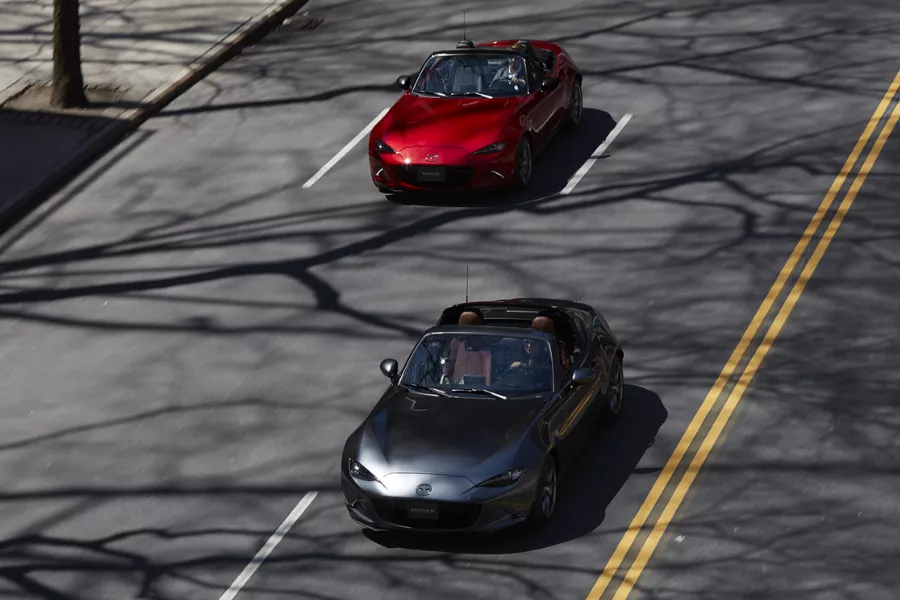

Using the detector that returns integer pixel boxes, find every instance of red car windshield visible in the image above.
[413,54,531,98]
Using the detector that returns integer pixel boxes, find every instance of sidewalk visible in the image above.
[0,0,311,227]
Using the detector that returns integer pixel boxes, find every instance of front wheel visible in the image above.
[512,136,533,190]
[527,455,558,527]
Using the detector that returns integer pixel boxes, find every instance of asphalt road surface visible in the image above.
[0,0,898,599]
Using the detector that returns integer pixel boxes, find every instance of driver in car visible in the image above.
[491,44,528,88]
[505,338,552,381]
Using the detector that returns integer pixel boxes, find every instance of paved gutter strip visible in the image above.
[0,0,311,232]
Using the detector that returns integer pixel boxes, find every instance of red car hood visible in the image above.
[379,94,524,153]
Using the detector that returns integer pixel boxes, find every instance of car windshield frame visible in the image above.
[410,51,533,98]
[398,330,558,398]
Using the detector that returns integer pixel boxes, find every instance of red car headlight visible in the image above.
[374,140,398,154]
[471,142,506,155]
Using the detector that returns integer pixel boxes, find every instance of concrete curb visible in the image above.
[0,0,310,233]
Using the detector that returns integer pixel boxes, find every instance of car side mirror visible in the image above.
[380,358,399,382]
[571,367,593,386]
[540,77,559,91]
[396,75,411,91]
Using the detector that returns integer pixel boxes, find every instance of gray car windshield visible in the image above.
[400,332,554,396]
[413,54,529,98]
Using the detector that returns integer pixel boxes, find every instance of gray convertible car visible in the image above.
[340,297,625,533]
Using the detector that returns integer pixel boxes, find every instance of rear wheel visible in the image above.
[565,80,583,131]
[528,455,558,527]
[597,356,624,424]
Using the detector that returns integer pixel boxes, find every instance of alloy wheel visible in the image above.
[517,139,532,188]
[540,458,557,518]
[609,360,624,414]
[570,82,583,125]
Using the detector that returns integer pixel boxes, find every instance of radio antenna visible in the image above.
[465,265,469,302]
[463,10,467,40]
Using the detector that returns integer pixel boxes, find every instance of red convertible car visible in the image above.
[368,38,583,194]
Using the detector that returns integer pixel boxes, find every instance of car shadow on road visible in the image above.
[363,383,667,554]
[385,108,618,208]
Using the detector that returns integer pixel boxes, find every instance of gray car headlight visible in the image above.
[471,142,506,155]
[348,457,378,481]
[476,467,525,487]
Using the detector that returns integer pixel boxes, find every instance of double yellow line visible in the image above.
[586,68,900,600]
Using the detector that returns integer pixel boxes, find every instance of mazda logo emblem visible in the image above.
[416,483,432,496]
[424,154,438,162]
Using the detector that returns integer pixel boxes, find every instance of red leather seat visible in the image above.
[458,311,483,325]
[448,311,483,359]
[531,315,556,335]
[444,310,491,384]
[532,315,571,371]
[451,345,492,384]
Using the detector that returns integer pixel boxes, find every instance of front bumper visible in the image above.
[369,147,517,193]
[341,469,538,534]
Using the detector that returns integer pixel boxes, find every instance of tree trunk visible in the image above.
[51,0,88,108]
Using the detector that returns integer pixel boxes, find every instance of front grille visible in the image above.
[370,498,482,530]
[392,165,474,188]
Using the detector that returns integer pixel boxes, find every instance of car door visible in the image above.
[537,56,570,141]
[582,315,616,424]
[560,312,604,447]
[522,58,558,149]
[545,334,595,466]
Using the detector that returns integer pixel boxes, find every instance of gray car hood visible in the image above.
[358,387,546,482]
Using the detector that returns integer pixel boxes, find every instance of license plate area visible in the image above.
[416,166,446,182]
[406,502,439,520]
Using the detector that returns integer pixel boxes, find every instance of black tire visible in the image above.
[513,136,533,190]
[597,356,624,424]
[528,455,558,527]
[373,178,391,195]
[382,189,408,202]
[565,79,583,131]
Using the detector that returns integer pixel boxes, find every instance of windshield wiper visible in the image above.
[416,90,446,97]
[451,91,494,99]
[450,388,508,400]
[403,383,451,397]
